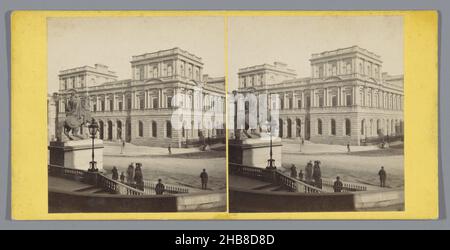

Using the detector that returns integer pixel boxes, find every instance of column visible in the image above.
[324,88,328,106]
[144,90,148,109]
[301,91,305,108]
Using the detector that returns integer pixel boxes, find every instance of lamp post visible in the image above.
[265,119,277,170]
[88,118,99,172]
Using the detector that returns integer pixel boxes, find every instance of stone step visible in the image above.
[75,186,107,194]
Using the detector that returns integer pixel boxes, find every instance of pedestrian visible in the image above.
[121,140,125,154]
[111,166,119,181]
[155,179,165,195]
[200,169,209,190]
[290,164,297,178]
[312,161,322,189]
[378,166,387,187]
[126,163,135,185]
[301,137,305,145]
[134,163,144,191]
[305,160,313,183]
[298,170,304,181]
[120,172,125,183]
[168,144,172,155]
[347,143,351,153]
[333,176,344,193]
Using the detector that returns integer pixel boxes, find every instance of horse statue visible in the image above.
[57,90,93,141]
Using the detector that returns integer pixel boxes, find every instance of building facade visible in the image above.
[235,46,404,146]
[50,48,226,147]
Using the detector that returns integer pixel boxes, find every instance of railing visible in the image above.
[229,163,323,193]
[321,179,367,192]
[48,165,144,196]
[142,180,189,195]
[274,171,323,193]
[97,174,145,195]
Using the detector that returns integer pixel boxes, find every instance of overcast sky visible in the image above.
[47,16,225,94]
[228,16,404,90]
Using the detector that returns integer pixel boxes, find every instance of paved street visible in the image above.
[280,140,404,188]
[103,144,226,192]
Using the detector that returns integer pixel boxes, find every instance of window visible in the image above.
[167,65,173,76]
[331,119,336,135]
[346,94,352,106]
[93,104,97,112]
[317,119,322,135]
[306,96,311,108]
[167,96,173,108]
[109,99,114,111]
[319,66,324,78]
[332,95,338,107]
[166,121,172,138]
[153,67,158,78]
[345,119,351,136]
[101,100,105,111]
[138,121,144,137]
[288,98,293,109]
[152,121,157,137]
[153,97,159,109]
[118,102,123,111]
[139,66,145,80]
[297,99,302,109]
[318,96,324,107]
[139,97,145,110]
[127,98,132,110]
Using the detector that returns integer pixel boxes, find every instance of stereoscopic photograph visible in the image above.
[46,16,227,213]
[227,16,405,212]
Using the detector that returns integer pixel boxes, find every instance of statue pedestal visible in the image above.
[48,139,104,171]
[229,137,282,169]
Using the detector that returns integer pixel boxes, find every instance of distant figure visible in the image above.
[126,163,135,185]
[312,161,322,189]
[378,166,387,187]
[298,170,304,181]
[200,169,209,190]
[120,172,125,183]
[301,137,305,145]
[347,143,351,153]
[168,144,172,155]
[305,161,313,183]
[155,179,165,195]
[333,176,344,193]
[134,163,144,191]
[111,166,119,181]
[290,164,297,178]
[121,140,125,154]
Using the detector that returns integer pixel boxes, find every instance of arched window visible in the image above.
[331,119,336,135]
[345,119,351,136]
[317,119,322,135]
[138,121,144,137]
[166,121,172,138]
[152,121,157,137]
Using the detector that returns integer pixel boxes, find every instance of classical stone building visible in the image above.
[50,48,226,147]
[235,46,404,146]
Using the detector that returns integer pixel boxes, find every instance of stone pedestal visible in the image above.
[48,139,104,171]
[229,137,282,169]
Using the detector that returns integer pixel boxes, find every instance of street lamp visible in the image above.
[264,119,277,170]
[88,118,99,172]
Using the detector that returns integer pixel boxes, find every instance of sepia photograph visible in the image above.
[227,16,405,212]
[46,16,227,213]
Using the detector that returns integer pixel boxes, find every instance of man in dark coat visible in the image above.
[134,163,144,191]
[200,169,209,190]
[290,164,298,178]
[378,166,387,187]
[111,166,119,181]
[126,163,135,185]
[305,161,313,183]
[312,161,322,189]
[155,179,165,195]
[333,176,344,193]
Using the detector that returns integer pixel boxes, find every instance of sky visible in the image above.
[228,16,404,90]
[47,16,225,94]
